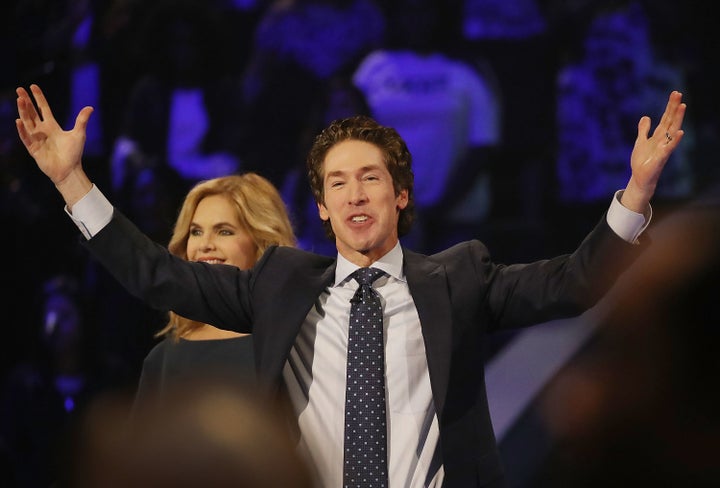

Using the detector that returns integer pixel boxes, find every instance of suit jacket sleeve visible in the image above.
[435,213,646,332]
[83,210,256,333]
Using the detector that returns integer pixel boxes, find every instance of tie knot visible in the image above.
[352,267,385,287]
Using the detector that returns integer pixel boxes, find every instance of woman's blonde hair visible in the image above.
[157,173,296,340]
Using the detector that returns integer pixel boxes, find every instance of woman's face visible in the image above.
[186,194,258,270]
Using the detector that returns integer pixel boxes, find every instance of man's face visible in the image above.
[318,139,408,266]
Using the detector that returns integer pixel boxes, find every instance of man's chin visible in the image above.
[338,240,373,257]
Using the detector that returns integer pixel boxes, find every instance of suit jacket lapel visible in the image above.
[403,249,452,418]
[261,259,337,384]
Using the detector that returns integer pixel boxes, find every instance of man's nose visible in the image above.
[348,181,368,204]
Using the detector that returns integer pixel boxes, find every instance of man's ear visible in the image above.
[396,189,409,210]
[318,202,330,221]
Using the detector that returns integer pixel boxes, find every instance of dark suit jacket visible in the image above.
[85,211,642,487]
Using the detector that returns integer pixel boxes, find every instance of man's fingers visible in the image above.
[15,119,32,150]
[652,91,683,140]
[660,100,685,146]
[74,106,94,133]
[636,116,651,144]
[668,102,687,136]
[662,91,685,133]
[667,130,684,150]
[17,88,31,125]
[29,84,54,122]
[16,91,38,130]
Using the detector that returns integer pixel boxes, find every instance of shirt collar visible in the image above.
[334,241,405,286]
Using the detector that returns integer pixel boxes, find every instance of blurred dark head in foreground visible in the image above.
[539,195,720,487]
[67,379,313,488]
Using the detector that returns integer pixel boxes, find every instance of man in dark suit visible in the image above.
[16,84,685,487]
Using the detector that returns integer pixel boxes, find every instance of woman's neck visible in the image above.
[181,323,247,340]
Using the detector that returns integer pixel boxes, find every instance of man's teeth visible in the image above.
[352,216,368,223]
[204,259,222,264]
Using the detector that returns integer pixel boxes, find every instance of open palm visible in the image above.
[629,90,686,194]
[16,84,94,185]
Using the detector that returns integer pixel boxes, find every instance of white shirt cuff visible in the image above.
[606,189,652,243]
[64,184,113,239]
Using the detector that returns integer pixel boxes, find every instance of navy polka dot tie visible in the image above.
[343,267,388,488]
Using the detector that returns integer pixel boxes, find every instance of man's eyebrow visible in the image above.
[325,164,383,178]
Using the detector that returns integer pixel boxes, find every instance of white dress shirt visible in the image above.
[284,244,443,487]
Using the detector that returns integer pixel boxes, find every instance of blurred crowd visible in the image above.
[1,0,718,486]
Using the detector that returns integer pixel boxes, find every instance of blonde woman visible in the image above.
[133,173,296,408]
